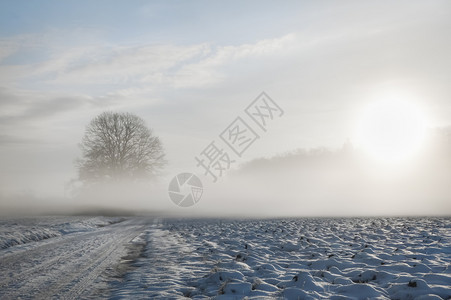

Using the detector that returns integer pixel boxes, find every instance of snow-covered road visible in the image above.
[0,218,149,299]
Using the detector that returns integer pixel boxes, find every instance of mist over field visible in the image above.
[2,128,450,217]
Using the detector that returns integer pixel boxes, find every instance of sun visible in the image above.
[355,98,427,164]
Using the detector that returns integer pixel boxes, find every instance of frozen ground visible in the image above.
[0,216,150,299]
[0,216,125,250]
[1,217,450,299]
[112,218,451,299]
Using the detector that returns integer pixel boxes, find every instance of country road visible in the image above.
[0,218,151,299]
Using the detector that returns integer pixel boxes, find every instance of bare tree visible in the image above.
[77,112,166,182]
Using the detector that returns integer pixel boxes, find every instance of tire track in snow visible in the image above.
[0,218,149,299]
[0,231,105,290]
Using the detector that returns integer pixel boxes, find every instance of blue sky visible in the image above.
[0,1,450,215]
[0,1,307,45]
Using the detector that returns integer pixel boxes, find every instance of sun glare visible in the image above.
[355,98,427,164]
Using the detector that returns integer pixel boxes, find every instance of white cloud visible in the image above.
[171,34,297,88]
[38,44,210,86]
[0,40,17,63]
[0,33,298,93]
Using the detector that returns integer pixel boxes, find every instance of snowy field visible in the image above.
[112,218,451,299]
[1,217,450,299]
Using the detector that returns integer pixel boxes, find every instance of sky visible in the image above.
[0,1,450,216]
